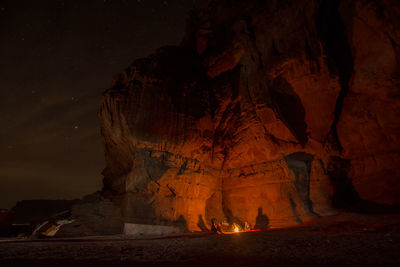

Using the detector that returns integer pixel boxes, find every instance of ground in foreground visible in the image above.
[0,213,399,266]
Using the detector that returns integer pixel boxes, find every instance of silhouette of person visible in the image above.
[197,215,209,232]
[211,218,222,234]
[254,207,269,230]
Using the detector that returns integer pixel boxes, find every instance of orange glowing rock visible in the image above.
[96,0,400,235]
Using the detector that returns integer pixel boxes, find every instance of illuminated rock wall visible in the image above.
[99,0,400,231]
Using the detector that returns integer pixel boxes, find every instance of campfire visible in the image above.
[211,220,259,234]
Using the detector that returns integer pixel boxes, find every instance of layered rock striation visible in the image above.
[99,0,400,231]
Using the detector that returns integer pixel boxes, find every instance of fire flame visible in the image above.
[214,221,261,234]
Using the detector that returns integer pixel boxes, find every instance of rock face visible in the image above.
[99,0,400,231]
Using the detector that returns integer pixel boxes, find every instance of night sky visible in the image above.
[0,0,209,209]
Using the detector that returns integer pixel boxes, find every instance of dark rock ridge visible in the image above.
[11,199,78,224]
[98,0,400,231]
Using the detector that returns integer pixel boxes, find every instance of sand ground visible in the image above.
[0,213,399,266]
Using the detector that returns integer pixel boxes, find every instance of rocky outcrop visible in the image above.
[99,0,400,231]
[11,199,78,224]
[336,0,400,205]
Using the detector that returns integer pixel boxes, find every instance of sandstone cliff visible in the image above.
[98,0,400,231]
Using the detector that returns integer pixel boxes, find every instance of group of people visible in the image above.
[210,219,252,233]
